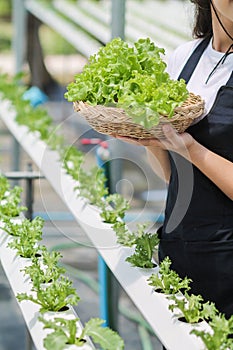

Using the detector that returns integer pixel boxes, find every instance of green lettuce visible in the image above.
[65,38,189,128]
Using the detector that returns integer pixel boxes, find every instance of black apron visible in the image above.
[158,38,233,318]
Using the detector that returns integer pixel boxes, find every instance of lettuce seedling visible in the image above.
[191,313,233,350]
[113,222,157,250]
[7,216,44,258]
[168,292,218,324]
[76,166,108,205]
[0,186,27,218]
[148,256,192,294]
[0,174,10,199]
[100,193,130,224]
[60,145,84,181]
[2,216,41,237]
[126,232,159,268]
[17,276,80,313]
[46,129,65,152]
[0,74,53,142]
[112,222,159,268]
[22,249,66,286]
[112,221,135,247]
[39,316,124,350]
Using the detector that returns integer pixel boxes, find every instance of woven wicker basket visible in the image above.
[73,92,204,139]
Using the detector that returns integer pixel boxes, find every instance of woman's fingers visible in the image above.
[162,125,179,144]
[110,125,194,155]
[116,135,141,145]
[116,135,163,147]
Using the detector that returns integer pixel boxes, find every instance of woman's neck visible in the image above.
[211,9,233,52]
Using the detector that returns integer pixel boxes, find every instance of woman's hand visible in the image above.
[112,125,233,199]
[114,124,196,159]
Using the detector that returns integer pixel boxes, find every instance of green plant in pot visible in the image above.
[125,231,159,269]
[147,256,192,294]
[17,275,80,313]
[191,313,233,350]
[112,221,136,247]
[112,222,159,268]
[168,292,218,324]
[46,128,65,152]
[60,145,84,181]
[3,215,42,237]
[0,174,10,199]
[39,316,125,350]
[7,216,44,258]
[0,186,27,219]
[75,166,108,206]
[100,193,130,224]
[22,248,66,286]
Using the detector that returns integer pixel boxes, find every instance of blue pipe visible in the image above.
[98,255,109,326]
[95,143,111,327]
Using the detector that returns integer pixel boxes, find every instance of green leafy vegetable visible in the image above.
[76,166,108,205]
[46,128,65,152]
[148,256,192,294]
[119,73,188,128]
[65,37,189,128]
[7,216,44,258]
[39,316,124,350]
[17,276,80,313]
[65,38,141,105]
[0,185,27,218]
[21,249,66,286]
[112,221,135,247]
[0,73,53,141]
[191,313,233,350]
[168,292,218,324]
[0,174,10,199]
[126,232,159,268]
[100,193,130,224]
[60,145,84,181]
[112,221,155,248]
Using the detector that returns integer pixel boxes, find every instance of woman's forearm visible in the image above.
[146,146,171,183]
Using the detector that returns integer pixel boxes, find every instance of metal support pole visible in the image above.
[12,138,20,173]
[111,0,126,40]
[12,0,27,174]
[12,0,27,73]
[25,163,34,220]
[109,0,126,194]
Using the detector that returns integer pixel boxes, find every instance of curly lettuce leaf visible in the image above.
[65,37,189,128]
[118,73,188,127]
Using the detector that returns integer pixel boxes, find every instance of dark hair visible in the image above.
[191,0,213,38]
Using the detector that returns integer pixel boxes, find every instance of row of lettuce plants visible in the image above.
[0,175,124,350]
[0,74,233,349]
[0,72,158,269]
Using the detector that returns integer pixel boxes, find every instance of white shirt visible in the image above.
[166,38,233,117]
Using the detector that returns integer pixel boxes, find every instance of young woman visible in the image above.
[115,0,233,321]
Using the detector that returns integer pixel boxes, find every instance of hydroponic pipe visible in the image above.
[60,262,154,350]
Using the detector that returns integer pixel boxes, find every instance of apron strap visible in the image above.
[178,37,210,83]
[226,70,233,87]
